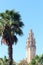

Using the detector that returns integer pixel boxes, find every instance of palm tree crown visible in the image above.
[0,10,24,45]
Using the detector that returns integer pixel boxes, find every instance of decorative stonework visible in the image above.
[26,29,36,63]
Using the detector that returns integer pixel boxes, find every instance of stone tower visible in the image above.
[26,29,36,63]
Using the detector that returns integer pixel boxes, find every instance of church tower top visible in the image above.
[28,29,34,38]
[26,29,36,48]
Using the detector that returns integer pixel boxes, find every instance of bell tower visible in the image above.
[26,29,36,63]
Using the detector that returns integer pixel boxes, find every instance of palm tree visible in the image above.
[0,10,24,65]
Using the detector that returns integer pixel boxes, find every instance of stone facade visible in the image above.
[26,29,36,63]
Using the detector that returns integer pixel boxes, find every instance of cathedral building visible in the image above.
[26,29,36,63]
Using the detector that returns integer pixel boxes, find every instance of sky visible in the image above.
[0,0,43,62]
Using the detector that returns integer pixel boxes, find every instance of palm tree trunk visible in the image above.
[8,44,13,65]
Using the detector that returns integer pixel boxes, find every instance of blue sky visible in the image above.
[0,0,43,62]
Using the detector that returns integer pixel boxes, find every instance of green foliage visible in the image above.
[30,59,36,65]
[0,54,43,65]
[0,10,24,45]
[0,56,16,65]
[29,54,43,65]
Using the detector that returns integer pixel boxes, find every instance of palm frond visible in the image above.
[11,35,18,45]
[18,21,24,27]
[15,28,23,36]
